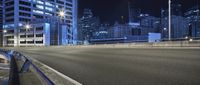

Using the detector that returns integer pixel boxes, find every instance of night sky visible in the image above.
[79,0,200,24]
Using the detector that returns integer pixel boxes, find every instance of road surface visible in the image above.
[13,47,200,85]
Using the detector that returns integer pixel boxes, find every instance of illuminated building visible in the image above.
[0,0,3,46]
[3,0,78,46]
[78,9,100,42]
[184,6,200,37]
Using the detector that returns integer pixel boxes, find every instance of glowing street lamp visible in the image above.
[25,24,31,30]
[24,24,31,46]
[189,38,193,42]
[58,10,65,18]
[185,36,188,39]
[3,30,7,33]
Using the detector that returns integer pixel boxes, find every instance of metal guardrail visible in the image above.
[12,51,55,85]
[0,49,82,85]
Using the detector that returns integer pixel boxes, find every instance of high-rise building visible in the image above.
[0,0,3,46]
[128,1,141,25]
[161,0,182,17]
[78,9,100,42]
[3,0,78,46]
[171,0,182,16]
[140,15,160,35]
[161,15,188,39]
[184,5,200,37]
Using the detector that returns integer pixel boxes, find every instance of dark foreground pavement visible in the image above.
[13,47,200,85]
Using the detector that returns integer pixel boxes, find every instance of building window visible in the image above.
[5,7,14,11]
[27,35,34,38]
[19,12,31,17]
[6,18,14,22]
[45,7,53,12]
[33,14,44,19]
[20,35,26,38]
[19,6,31,11]
[36,34,43,37]
[19,18,31,22]
[45,2,54,7]
[36,4,44,9]
[5,1,14,6]
[7,40,14,44]
[5,13,14,17]
[36,27,43,31]
[36,40,43,44]
[27,41,34,44]
[19,1,31,6]
[33,10,44,14]
[56,0,64,4]
[20,41,26,44]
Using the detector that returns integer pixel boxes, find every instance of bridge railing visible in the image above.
[11,51,54,85]
[7,50,82,85]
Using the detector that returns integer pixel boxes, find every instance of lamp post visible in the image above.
[168,0,171,41]
[57,10,65,45]
[3,30,7,47]
[25,24,31,46]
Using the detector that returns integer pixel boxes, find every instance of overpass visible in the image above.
[1,41,200,85]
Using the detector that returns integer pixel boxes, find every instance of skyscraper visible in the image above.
[0,0,3,46]
[171,0,182,16]
[128,1,141,25]
[2,0,78,46]
[184,5,200,37]
[78,9,100,42]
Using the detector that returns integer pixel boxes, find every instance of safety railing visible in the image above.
[12,51,55,85]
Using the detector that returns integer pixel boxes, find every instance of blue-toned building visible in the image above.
[3,0,78,46]
[0,0,3,46]
[78,9,100,43]
[184,6,200,37]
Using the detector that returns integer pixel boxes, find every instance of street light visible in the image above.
[25,24,31,30]
[185,36,188,39]
[189,38,193,42]
[3,30,7,33]
[58,10,65,18]
[57,10,66,45]
[168,0,171,41]
[24,24,31,46]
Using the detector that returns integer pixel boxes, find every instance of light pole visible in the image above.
[3,30,7,47]
[168,0,171,41]
[25,24,31,46]
[57,10,65,45]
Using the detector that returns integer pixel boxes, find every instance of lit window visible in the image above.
[33,10,44,14]
[45,2,53,7]
[45,12,52,16]
[45,7,53,11]
[36,5,44,9]
[36,0,44,4]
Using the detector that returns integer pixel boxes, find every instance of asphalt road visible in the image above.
[14,47,200,85]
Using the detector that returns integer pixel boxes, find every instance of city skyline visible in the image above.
[79,0,199,23]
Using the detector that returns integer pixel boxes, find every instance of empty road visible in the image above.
[12,47,200,85]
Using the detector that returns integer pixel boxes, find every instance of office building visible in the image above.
[0,0,3,46]
[78,9,100,42]
[161,15,188,39]
[3,0,78,46]
[128,1,141,25]
[184,5,200,37]
[171,0,182,16]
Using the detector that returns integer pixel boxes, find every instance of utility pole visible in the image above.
[168,0,171,41]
